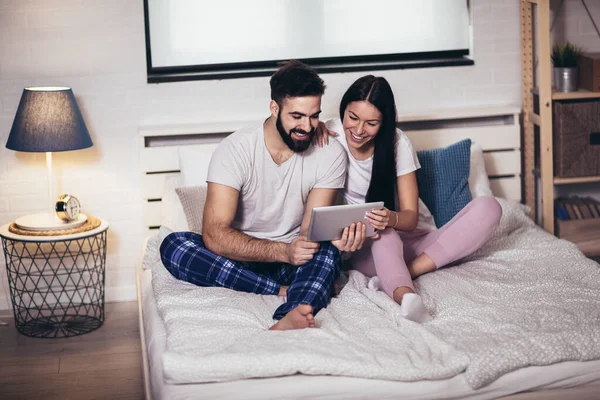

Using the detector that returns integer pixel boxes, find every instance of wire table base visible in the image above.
[1,228,107,339]
[17,311,103,338]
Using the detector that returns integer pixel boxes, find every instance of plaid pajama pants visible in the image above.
[159,231,341,320]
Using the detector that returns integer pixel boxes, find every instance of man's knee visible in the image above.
[159,232,184,277]
[316,242,342,276]
[159,231,180,263]
[160,231,179,254]
[159,231,205,278]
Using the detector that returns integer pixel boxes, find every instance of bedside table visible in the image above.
[0,220,108,338]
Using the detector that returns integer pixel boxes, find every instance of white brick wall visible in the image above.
[0,0,596,310]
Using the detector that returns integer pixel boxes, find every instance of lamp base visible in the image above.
[14,213,87,231]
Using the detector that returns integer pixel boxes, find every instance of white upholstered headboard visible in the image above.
[139,106,521,232]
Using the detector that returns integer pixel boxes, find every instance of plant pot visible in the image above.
[554,67,578,92]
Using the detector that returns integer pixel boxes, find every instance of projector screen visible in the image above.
[144,0,472,82]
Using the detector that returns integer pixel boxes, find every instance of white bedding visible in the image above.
[144,199,600,390]
[141,268,600,400]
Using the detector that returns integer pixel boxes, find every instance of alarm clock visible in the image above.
[55,194,81,222]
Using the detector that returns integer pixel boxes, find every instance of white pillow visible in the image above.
[178,147,213,187]
[160,175,189,231]
[175,186,208,234]
[468,142,493,198]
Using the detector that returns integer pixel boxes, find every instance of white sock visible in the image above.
[368,276,381,291]
[399,293,433,323]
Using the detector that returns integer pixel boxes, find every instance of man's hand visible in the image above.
[286,236,320,266]
[332,222,366,252]
[312,121,338,148]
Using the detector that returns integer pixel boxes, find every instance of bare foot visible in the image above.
[278,286,288,297]
[270,304,314,330]
[393,286,415,305]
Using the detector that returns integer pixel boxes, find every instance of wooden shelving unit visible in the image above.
[521,0,600,256]
[533,87,600,101]
[554,176,600,185]
[551,89,600,100]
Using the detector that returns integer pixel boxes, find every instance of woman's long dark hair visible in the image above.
[339,75,397,211]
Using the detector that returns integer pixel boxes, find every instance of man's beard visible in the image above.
[276,110,315,153]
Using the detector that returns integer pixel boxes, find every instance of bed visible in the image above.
[136,107,600,399]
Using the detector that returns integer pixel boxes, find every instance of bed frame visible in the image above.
[135,106,599,399]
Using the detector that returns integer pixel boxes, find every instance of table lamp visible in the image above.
[5,87,93,231]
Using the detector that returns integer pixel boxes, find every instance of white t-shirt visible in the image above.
[325,118,436,231]
[207,122,348,242]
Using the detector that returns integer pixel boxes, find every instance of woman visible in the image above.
[320,75,502,322]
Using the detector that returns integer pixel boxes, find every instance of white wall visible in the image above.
[0,0,595,310]
[551,0,600,52]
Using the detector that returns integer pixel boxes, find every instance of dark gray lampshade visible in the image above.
[6,87,93,152]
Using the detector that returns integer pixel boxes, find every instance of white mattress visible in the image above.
[140,268,600,400]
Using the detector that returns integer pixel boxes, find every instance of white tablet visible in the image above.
[307,202,385,242]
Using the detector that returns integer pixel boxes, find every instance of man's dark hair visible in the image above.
[270,60,326,106]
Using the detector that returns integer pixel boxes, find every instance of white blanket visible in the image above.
[147,199,600,389]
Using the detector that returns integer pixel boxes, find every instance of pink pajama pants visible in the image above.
[351,196,502,298]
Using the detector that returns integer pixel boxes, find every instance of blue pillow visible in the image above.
[416,139,472,228]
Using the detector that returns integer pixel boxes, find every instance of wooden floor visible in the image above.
[0,301,144,400]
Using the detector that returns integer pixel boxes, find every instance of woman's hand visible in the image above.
[312,121,338,148]
[332,222,366,252]
[365,207,396,231]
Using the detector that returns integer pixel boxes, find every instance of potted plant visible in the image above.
[551,42,583,92]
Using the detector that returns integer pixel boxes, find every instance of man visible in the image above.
[160,60,365,330]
